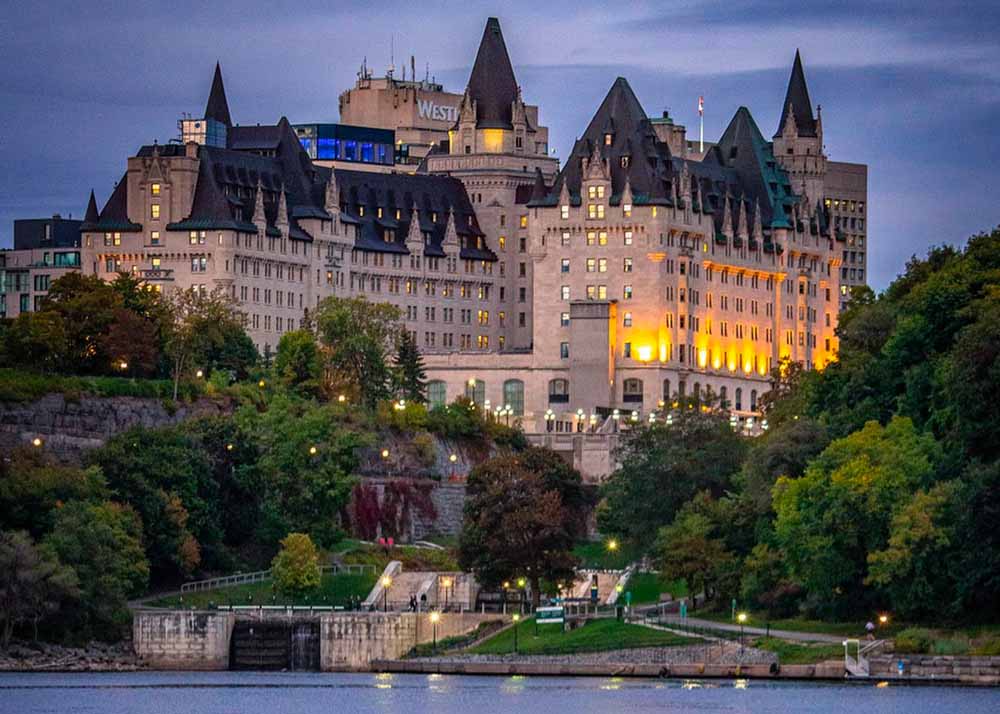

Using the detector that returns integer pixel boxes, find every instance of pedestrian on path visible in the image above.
[865,621,875,640]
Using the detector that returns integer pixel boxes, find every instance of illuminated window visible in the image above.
[598,258,607,273]
[520,215,527,229]
[151,204,160,219]
[560,312,570,327]
[623,257,633,272]
[599,231,607,245]
[561,285,570,301]
[150,231,160,245]
[623,203,632,217]
[561,231,570,247]
[586,258,596,273]
[623,285,633,299]
[587,285,596,300]
[623,311,632,327]
[587,231,596,246]
[598,285,607,299]
[151,183,161,196]
[561,205,569,220]
[561,258,570,273]
[624,231,633,245]
[499,236,506,250]
[151,257,161,268]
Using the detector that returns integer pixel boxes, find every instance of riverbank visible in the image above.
[0,641,143,672]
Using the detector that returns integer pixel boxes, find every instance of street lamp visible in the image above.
[737,612,748,652]
[441,576,453,611]
[381,448,390,459]
[337,394,346,403]
[195,369,204,378]
[607,539,618,552]
[545,409,555,432]
[576,408,584,432]
[309,445,317,456]
[630,410,639,423]
[430,611,440,652]
[878,613,889,628]
[258,379,266,388]
[512,613,521,653]
[381,575,393,612]
[31,437,43,448]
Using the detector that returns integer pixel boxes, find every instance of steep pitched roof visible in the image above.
[537,77,671,205]
[81,189,99,228]
[775,50,816,138]
[465,17,519,129]
[88,174,142,232]
[205,62,233,127]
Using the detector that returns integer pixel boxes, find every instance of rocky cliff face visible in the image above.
[0,393,229,463]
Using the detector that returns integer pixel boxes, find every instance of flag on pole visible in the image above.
[698,96,704,116]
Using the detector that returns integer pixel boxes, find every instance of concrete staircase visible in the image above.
[363,562,477,612]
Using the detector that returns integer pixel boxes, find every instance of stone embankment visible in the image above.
[0,640,143,672]
[412,642,777,666]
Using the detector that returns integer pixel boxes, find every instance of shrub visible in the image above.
[412,432,437,467]
[930,638,969,655]
[971,636,1000,656]
[426,398,486,440]
[894,627,933,653]
[271,533,321,596]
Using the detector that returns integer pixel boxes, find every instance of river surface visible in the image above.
[2,671,999,713]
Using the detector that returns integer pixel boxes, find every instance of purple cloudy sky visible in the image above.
[1,0,998,289]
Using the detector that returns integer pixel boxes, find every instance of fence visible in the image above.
[180,564,377,594]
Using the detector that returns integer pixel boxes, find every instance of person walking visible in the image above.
[865,621,876,640]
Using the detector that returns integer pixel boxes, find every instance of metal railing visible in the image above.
[180,563,376,593]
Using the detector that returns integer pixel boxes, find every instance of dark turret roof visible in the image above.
[775,50,816,138]
[83,189,99,225]
[84,174,141,232]
[465,17,519,129]
[205,62,233,127]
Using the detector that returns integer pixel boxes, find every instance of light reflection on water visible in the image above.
[0,671,998,714]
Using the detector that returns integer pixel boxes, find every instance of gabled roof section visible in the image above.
[80,189,99,229]
[87,174,141,232]
[775,50,816,138]
[205,62,233,127]
[466,17,519,130]
[707,106,796,229]
[535,77,672,206]
[335,169,494,260]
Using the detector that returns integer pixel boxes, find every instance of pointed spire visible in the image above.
[752,198,764,243]
[680,163,692,204]
[252,180,266,229]
[721,191,734,239]
[737,196,749,239]
[465,17,519,129]
[324,172,339,214]
[84,189,99,224]
[205,62,232,127]
[774,50,816,138]
[529,167,547,202]
[621,177,633,208]
[406,201,424,249]
[558,178,572,206]
[276,190,288,228]
[442,208,459,251]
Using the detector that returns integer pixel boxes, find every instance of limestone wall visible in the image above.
[869,654,1000,685]
[132,610,235,670]
[319,612,502,671]
[0,393,228,463]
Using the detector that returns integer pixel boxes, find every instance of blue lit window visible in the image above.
[343,140,357,161]
[361,142,374,162]
[317,138,339,160]
[377,144,388,164]
[299,137,314,158]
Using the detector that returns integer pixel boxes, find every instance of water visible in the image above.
[1,671,998,713]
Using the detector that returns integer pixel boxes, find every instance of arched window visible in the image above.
[750,389,758,412]
[548,379,569,403]
[735,388,743,411]
[465,379,485,408]
[693,382,701,403]
[428,380,447,408]
[503,379,524,416]
[719,386,728,409]
[678,380,687,399]
[662,379,671,401]
[623,378,643,402]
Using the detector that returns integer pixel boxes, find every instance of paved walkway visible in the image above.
[665,615,844,643]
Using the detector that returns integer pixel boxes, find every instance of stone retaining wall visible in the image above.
[870,654,1000,685]
[133,610,235,670]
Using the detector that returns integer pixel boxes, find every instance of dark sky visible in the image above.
[1,1,998,290]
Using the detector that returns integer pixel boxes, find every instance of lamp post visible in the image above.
[504,404,512,426]
[576,408,584,432]
[607,538,618,553]
[449,453,458,480]
[512,613,521,653]
[737,612,748,653]
[441,576,453,611]
[382,575,393,612]
[430,610,440,652]
[545,409,554,432]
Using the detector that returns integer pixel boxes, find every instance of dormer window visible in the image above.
[621,156,630,168]
[359,206,365,217]
[396,209,401,220]
[151,183,161,196]
[432,212,438,222]
[604,133,613,146]
[560,205,569,220]
[377,207,383,218]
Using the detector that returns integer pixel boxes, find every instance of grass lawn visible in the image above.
[147,572,376,609]
[469,617,695,656]
[627,572,688,604]
[340,543,460,572]
[752,637,844,664]
[573,540,642,570]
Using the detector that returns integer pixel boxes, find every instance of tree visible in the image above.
[459,454,579,608]
[39,273,121,374]
[99,307,161,377]
[772,417,941,618]
[738,417,829,518]
[274,329,323,396]
[0,447,107,537]
[164,288,255,399]
[43,501,148,638]
[235,394,366,547]
[0,531,78,647]
[655,504,738,606]
[85,426,217,579]
[271,533,321,596]
[0,311,68,372]
[599,405,747,543]
[314,296,403,408]
[393,330,427,403]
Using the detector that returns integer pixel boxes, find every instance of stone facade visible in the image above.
[132,610,235,670]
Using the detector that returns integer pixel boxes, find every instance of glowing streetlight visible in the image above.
[430,610,441,651]
[878,614,889,627]
[195,369,204,378]
[607,539,619,552]
[381,448,390,459]
[31,437,43,448]
[381,575,393,612]
[309,445,318,456]
[258,379,266,388]
[119,361,128,371]
[517,577,526,589]
[449,453,458,463]
[737,612,748,652]
[226,443,234,451]
[512,613,521,653]
[441,576,453,611]
[337,394,346,403]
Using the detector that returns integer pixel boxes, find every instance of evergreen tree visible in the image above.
[394,331,427,403]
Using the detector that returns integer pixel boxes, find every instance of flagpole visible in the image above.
[698,95,704,153]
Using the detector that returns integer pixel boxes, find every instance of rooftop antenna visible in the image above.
[388,34,395,78]
[425,62,430,83]
[698,95,705,153]
[411,55,415,85]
